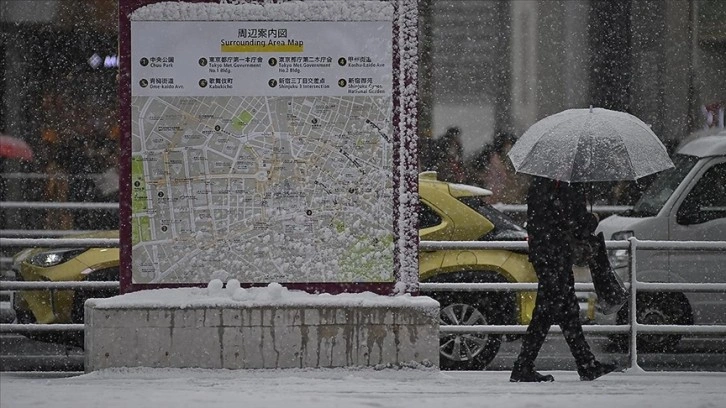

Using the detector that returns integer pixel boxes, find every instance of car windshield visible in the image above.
[457,196,527,240]
[629,154,700,217]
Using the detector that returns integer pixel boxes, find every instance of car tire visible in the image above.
[430,291,504,370]
[423,271,515,370]
[609,292,693,352]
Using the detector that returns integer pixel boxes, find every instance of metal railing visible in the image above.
[419,238,726,371]
[492,203,633,216]
[2,235,725,371]
[0,238,119,248]
[1,202,119,211]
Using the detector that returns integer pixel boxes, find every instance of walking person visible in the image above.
[510,176,617,382]
[506,107,675,382]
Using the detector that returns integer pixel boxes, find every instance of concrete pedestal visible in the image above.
[84,288,439,371]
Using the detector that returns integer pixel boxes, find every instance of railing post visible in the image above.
[628,237,641,371]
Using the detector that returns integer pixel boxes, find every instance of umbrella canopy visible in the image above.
[507,108,674,182]
[0,134,34,162]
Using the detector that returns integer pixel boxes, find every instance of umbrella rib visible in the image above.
[608,121,637,181]
[616,114,670,179]
[618,114,664,146]
[516,114,583,181]
[518,127,552,168]
[556,113,596,182]
[565,118,589,182]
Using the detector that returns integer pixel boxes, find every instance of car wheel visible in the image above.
[610,292,692,352]
[434,293,502,370]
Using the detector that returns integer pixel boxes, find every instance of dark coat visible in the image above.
[515,176,602,371]
[526,176,595,266]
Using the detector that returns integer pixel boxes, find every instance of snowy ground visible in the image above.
[2,367,725,408]
[3,285,724,406]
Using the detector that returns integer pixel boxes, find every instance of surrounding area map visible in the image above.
[131,95,393,283]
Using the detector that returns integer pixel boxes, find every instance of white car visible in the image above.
[596,129,726,351]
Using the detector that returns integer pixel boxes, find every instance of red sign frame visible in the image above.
[118,0,418,295]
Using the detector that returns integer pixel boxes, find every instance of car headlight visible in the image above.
[28,248,88,267]
[609,230,634,269]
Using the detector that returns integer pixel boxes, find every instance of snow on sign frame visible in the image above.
[118,0,419,295]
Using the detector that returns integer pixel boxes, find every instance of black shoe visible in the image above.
[578,361,618,381]
[510,362,555,382]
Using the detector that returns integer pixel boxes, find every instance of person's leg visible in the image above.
[510,261,556,382]
[559,273,597,368]
[558,266,618,380]
[510,300,555,381]
[515,289,551,366]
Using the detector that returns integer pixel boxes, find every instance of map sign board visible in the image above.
[118,0,419,293]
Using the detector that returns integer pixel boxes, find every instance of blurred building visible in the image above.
[421,0,726,158]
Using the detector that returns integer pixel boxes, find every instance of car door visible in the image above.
[669,158,726,324]
[418,199,448,277]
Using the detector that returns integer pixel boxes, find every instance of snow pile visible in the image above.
[130,1,394,21]
[89,280,438,311]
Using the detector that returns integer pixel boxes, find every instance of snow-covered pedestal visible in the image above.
[84,283,439,371]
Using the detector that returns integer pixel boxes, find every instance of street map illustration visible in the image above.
[131,94,393,283]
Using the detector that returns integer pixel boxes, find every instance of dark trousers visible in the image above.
[514,255,597,370]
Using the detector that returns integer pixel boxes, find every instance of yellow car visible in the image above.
[12,230,119,346]
[418,171,537,370]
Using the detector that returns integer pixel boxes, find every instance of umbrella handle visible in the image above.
[587,182,597,213]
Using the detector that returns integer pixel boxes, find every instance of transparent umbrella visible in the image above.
[507,107,674,182]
